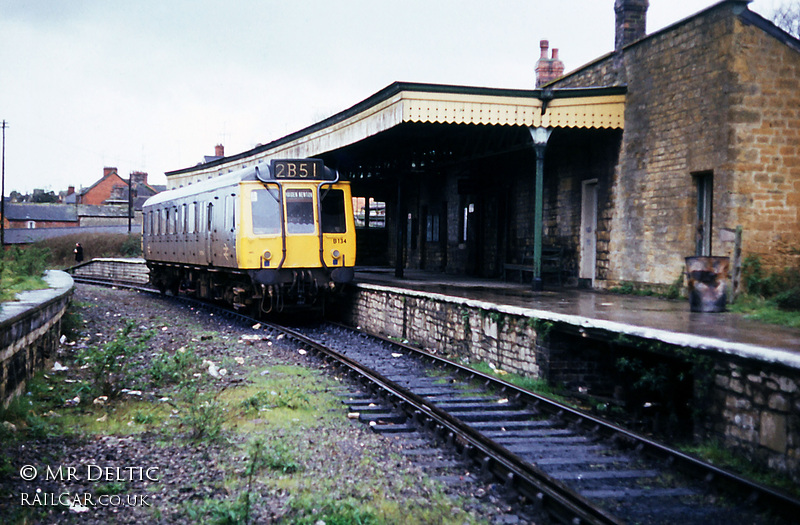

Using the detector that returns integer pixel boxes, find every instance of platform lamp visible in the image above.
[529,126,552,292]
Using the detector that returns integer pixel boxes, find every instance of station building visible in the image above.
[164,0,800,291]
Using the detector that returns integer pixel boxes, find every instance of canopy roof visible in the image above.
[166,82,626,187]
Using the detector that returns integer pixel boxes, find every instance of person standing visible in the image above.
[74,242,84,263]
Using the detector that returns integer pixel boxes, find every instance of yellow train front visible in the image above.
[142,159,356,314]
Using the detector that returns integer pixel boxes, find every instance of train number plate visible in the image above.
[271,159,333,180]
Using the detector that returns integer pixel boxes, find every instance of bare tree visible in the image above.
[771,1,800,38]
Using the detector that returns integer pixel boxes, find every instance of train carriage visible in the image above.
[142,159,356,314]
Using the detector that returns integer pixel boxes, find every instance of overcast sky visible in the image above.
[0,0,782,194]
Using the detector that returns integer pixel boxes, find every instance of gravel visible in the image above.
[0,285,541,524]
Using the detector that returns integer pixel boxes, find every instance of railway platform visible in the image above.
[354,267,800,363]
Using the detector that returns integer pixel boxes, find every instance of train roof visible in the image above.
[142,164,265,208]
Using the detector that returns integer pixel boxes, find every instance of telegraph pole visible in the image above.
[1,120,7,248]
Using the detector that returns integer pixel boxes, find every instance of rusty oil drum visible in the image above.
[685,256,730,313]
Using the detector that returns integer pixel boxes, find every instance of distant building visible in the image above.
[2,203,78,230]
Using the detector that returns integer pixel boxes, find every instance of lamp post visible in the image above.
[529,126,552,292]
[1,120,7,248]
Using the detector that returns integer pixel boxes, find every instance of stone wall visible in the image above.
[341,283,800,481]
[70,258,150,285]
[551,3,800,285]
[711,359,799,479]
[0,272,73,406]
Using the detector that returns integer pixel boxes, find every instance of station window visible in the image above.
[321,189,347,233]
[286,189,315,234]
[426,212,440,243]
[251,189,281,235]
[352,197,386,228]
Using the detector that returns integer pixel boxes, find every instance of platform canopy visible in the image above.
[166,82,626,188]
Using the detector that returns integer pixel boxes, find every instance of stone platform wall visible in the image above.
[70,258,149,284]
[341,282,800,481]
[0,272,74,406]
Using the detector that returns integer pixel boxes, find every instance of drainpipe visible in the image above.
[529,126,552,291]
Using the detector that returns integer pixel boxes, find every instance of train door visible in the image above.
[205,201,213,265]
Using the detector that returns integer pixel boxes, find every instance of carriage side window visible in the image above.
[251,189,281,235]
[321,189,346,233]
[187,203,195,234]
[164,208,171,235]
[182,204,188,233]
[207,203,213,232]
[286,188,315,234]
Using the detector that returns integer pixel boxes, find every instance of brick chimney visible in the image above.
[130,171,148,187]
[215,144,224,157]
[535,40,565,87]
[67,186,75,195]
[103,167,118,178]
[615,0,649,50]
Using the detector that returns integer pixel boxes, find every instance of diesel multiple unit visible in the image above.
[142,159,356,313]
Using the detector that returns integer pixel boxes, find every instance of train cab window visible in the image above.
[285,189,315,234]
[251,189,281,235]
[321,189,346,233]
[225,195,236,232]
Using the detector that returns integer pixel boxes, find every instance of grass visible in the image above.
[0,245,50,302]
[2,297,489,525]
[469,360,566,402]
[729,295,800,329]
[681,440,800,499]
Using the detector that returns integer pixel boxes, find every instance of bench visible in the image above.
[503,245,564,286]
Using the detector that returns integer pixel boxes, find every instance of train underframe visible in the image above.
[147,262,354,315]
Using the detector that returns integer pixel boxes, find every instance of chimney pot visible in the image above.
[215,144,224,157]
[535,39,565,88]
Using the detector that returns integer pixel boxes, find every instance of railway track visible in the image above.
[71,277,800,524]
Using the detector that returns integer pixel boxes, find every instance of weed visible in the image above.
[290,497,379,525]
[78,320,154,398]
[255,438,300,474]
[148,346,200,387]
[59,303,85,341]
[179,390,227,441]
[95,482,126,496]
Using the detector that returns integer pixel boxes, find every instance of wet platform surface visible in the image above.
[354,268,800,366]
